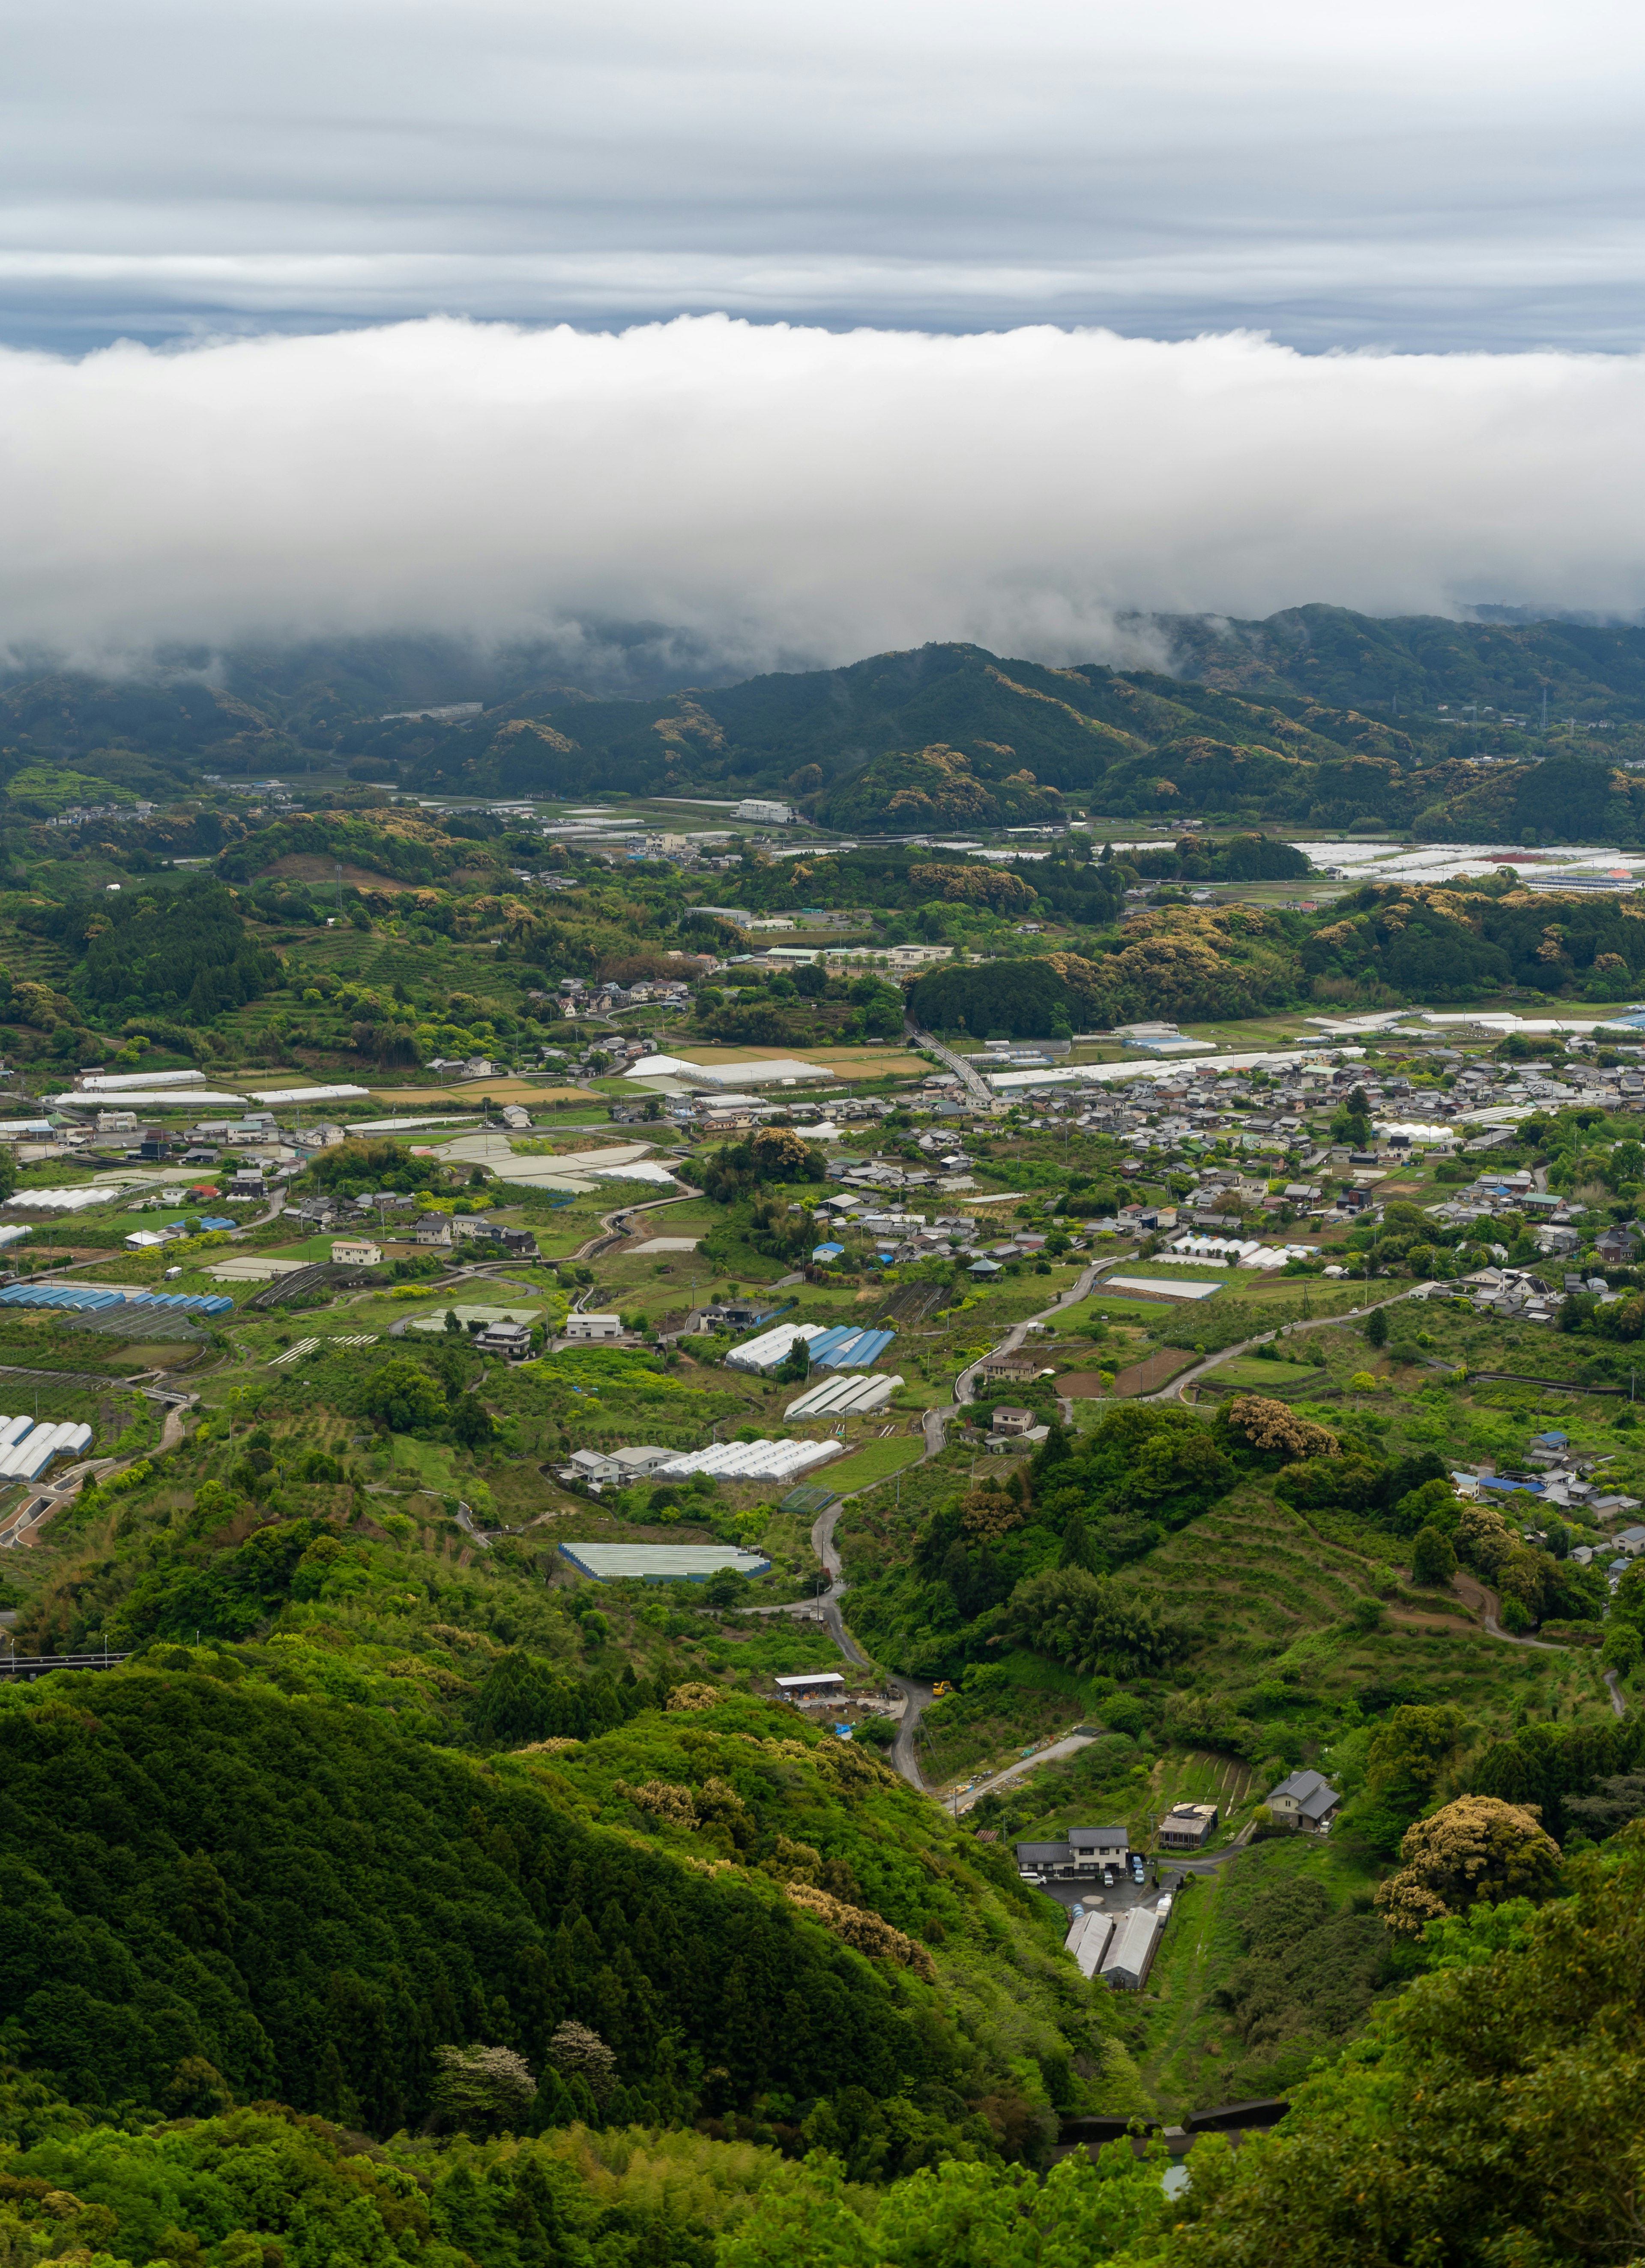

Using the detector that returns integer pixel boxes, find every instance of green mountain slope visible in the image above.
[8,611,1645,816]
[1151,602,1645,720]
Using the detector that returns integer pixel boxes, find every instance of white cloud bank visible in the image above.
[4,315,1645,671]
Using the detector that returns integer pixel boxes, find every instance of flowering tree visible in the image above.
[546,2020,616,2106]
[431,2044,537,2133]
[1374,1797,1561,1936]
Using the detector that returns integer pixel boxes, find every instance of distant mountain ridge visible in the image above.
[1144,602,1645,720]
[3,607,1645,824]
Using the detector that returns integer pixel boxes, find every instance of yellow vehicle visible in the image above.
[931,1681,954,1698]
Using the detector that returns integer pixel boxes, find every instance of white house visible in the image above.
[564,1313,624,1341]
[331,1238,383,1267]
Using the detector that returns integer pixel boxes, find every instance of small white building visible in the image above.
[733,798,793,824]
[331,1238,383,1267]
[564,1313,624,1341]
[607,1445,679,1478]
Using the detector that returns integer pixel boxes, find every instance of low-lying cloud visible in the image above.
[5,315,1645,675]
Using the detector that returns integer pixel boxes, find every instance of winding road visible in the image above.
[1146,1279,1439,1403]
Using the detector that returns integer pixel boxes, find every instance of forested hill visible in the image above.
[1149,602,1645,719]
[5,608,1645,821]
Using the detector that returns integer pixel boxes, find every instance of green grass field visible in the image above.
[821,1434,927,1492]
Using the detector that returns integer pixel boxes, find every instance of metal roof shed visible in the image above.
[1101,1907,1163,1990]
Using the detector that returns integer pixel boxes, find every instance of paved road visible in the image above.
[2,1396,192,1550]
[574,1181,703,1264]
[951,1252,1135,1407]
[903,1020,996,1110]
[951,1731,1100,1814]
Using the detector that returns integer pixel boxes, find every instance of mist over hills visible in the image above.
[5,605,1645,832]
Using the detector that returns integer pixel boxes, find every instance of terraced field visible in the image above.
[1125,1487,1374,1666]
[1125,1487,1617,1737]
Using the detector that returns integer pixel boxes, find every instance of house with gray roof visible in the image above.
[1266,1768,1341,1834]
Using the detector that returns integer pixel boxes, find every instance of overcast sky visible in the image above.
[3,0,1644,663]
[6,0,1644,352]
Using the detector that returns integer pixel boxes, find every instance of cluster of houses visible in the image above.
[1451,1433,1645,1579]
[1006,1777,1341,1991]
[1009,1771,1341,1989]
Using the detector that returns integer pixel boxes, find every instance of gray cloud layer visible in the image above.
[3,0,1644,347]
[5,316,1645,668]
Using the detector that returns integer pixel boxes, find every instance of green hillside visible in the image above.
[1154,601,1645,720]
[8,614,1645,819]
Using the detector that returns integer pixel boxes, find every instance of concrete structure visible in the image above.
[558,1542,772,1582]
[564,1313,624,1340]
[990,1406,1036,1437]
[732,799,793,824]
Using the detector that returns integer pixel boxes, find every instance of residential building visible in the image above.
[607,1445,679,1479]
[331,1239,383,1267]
[475,1321,532,1360]
[990,1407,1036,1436]
[980,1353,1042,1384]
[1267,1769,1341,1833]
[1159,1802,1219,1850]
[563,1448,621,1484]
[564,1313,624,1341]
[1014,1827,1130,1881]
[413,1214,453,1247]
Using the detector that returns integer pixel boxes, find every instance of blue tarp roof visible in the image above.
[814,1326,896,1369]
[0,1283,232,1318]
